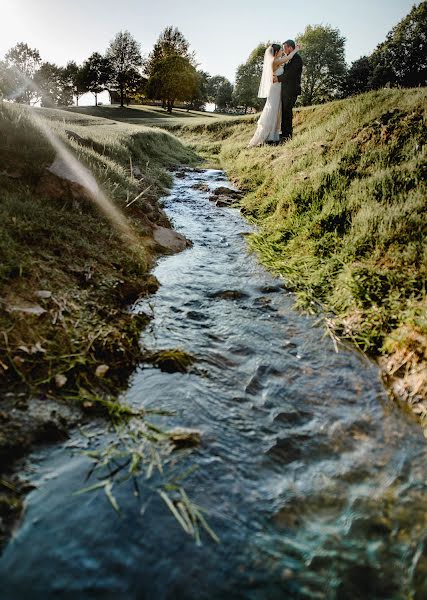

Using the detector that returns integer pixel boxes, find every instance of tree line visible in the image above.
[0,2,425,113]
[232,1,426,112]
[0,27,214,112]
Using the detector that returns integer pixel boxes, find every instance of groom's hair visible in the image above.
[283,39,296,49]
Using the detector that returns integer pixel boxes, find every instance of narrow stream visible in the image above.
[1,169,426,599]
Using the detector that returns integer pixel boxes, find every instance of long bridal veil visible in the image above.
[258,46,274,98]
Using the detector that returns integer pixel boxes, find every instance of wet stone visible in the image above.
[186,310,209,322]
[213,187,242,199]
[273,409,313,427]
[210,290,249,300]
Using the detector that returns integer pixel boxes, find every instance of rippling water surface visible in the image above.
[1,170,426,599]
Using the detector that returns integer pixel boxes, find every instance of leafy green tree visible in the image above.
[233,62,262,113]
[34,62,74,107]
[80,52,111,106]
[370,1,427,88]
[106,30,143,107]
[247,43,268,71]
[147,55,199,112]
[63,61,86,106]
[145,26,194,79]
[34,62,62,107]
[343,56,374,96]
[216,79,233,111]
[4,42,41,104]
[186,70,209,111]
[206,75,229,110]
[297,25,346,105]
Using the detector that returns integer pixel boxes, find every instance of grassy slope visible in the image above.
[180,88,427,421]
[0,101,197,436]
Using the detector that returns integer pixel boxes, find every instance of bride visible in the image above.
[248,43,299,147]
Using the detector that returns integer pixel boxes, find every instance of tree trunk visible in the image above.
[94,92,98,106]
[120,85,124,108]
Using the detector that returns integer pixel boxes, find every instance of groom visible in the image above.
[273,40,303,142]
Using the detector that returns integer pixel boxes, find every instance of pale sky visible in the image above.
[0,0,417,82]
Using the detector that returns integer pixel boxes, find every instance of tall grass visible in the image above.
[180,88,427,415]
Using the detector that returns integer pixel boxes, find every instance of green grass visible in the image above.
[62,103,240,129]
[178,88,427,414]
[0,100,197,397]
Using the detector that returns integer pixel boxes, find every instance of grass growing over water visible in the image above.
[179,88,427,416]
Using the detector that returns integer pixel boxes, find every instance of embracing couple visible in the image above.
[248,40,303,147]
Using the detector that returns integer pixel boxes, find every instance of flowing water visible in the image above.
[1,170,426,599]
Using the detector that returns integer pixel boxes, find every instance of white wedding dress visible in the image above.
[248,64,283,147]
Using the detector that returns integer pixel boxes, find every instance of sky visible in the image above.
[0,0,418,82]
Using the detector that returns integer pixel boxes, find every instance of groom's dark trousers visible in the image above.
[277,52,303,140]
[281,93,298,139]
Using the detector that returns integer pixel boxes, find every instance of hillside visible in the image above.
[180,88,427,423]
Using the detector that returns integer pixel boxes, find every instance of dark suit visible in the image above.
[277,53,303,140]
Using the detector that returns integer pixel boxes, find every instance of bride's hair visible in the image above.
[271,43,282,55]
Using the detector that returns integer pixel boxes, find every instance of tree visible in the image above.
[34,62,62,107]
[106,30,143,108]
[216,79,233,111]
[4,42,41,104]
[147,55,199,112]
[34,62,75,107]
[297,25,347,105]
[63,61,86,106]
[370,1,427,88]
[80,52,111,106]
[186,70,209,111]
[206,75,229,110]
[233,62,262,113]
[343,56,374,96]
[233,43,281,112]
[0,61,16,99]
[145,26,194,79]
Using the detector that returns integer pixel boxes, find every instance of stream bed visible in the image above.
[1,169,426,599]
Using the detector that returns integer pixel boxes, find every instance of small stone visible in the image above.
[6,302,46,316]
[131,165,143,178]
[35,290,52,299]
[215,198,233,208]
[152,225,191,253]
[95,364,109,378]
[55,374,67,388]
[167,428,201,447]
[213,186,242,198]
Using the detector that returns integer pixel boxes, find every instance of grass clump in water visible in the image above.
[144,349,197,373]
[75,415,217,545]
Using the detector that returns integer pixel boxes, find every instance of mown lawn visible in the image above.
[62,103,243,128]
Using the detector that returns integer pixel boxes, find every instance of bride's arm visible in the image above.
[273,45,301,67]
